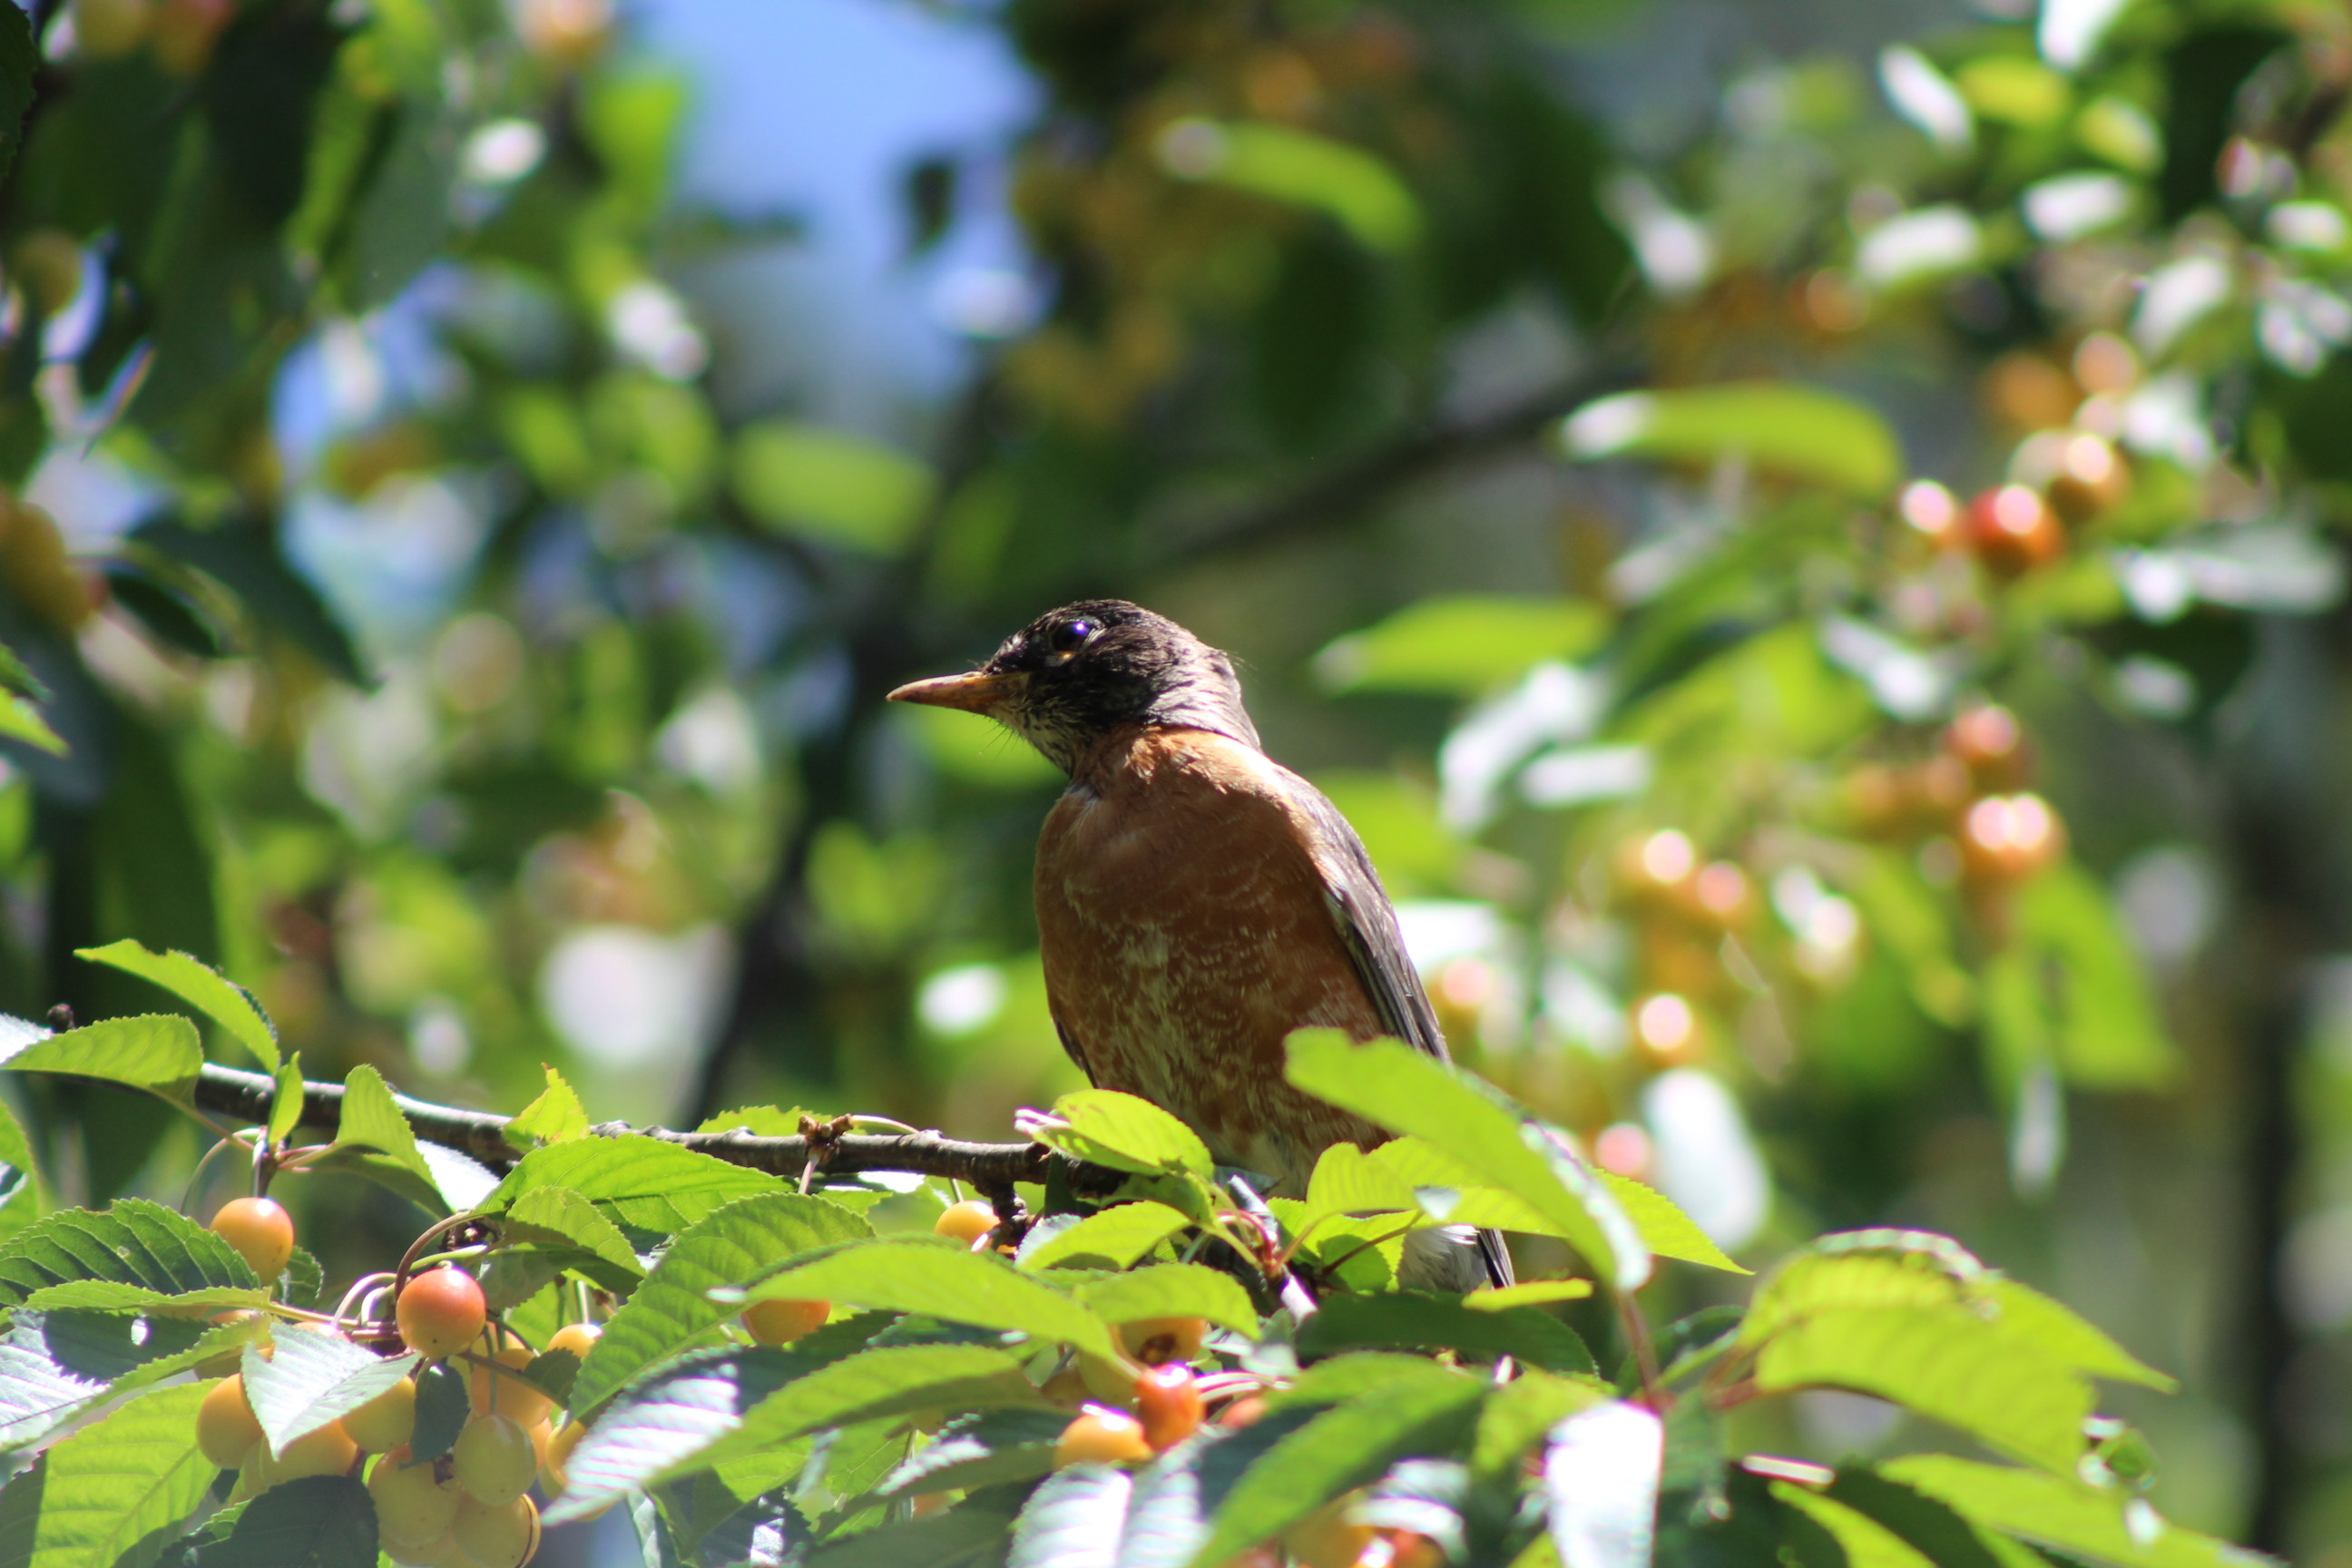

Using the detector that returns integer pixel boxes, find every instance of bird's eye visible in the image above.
[1046,620,1095,658]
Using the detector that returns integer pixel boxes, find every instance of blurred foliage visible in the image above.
[0,0,2346,1554]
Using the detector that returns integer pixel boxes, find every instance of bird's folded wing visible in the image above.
[1299,792,1452,1064]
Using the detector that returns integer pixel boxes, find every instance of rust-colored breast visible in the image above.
[1034,726,1390,1194]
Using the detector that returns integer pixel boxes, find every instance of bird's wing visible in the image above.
[1298,790,1452,1063]
[1298,787,1515,1289]
[1047,1002,1093,1079]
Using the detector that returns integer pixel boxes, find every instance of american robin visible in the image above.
[889,600,1512,1291]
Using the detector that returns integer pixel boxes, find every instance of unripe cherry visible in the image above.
[196,1375,263,1469]
[369,1446,463,1548]
[397,1268,486,1360]
[1053,1406,1153,1466]
[1943,704,2031,790]
[1959,793,2064,883]
[547,1321,601,1360]
[453,1492,540,1568]
[741,1298,829,1345]
[452,1412,536,1506]
[934,1200,998,1246]
[258,1420,358,1488]
[343,1376,416,1453]
[470,1344,552,1428]
[1135,1363,1203,1450]
[210,1197,296,1282]
[383,1534,462,1568]
[1116,1316,1207,1367]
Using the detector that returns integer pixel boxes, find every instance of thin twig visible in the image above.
[186,1063,1115,1191]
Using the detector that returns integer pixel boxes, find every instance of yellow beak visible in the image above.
[885,671,1025,716]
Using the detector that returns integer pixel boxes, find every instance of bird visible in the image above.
[888,599,1512,1291]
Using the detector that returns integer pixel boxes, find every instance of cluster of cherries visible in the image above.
[1847,703,2063,895]
[196,1197,590,1568]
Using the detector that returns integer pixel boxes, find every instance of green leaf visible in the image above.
[1470,1369,1612,1483]
[1285,1031,1648,1289]
[2014,866,2180,1090]
[1313,598,1611,696]
[482,1135,785,1233]
[0,1316,105,1452]
[1168,119,1421,251]
[550,1344,1040,1522]
[17,1281,267,1313]
[1189,1373,1486,1566]
[1884,1456,2264,1568]
[1469,1281,1595,1310]
[24,1380,217,1568]
[1009,1465,1132,1567]
[505,1064,591,1146]
[0,1198,259,1308]
[1020,1203,1192,1271]
[745,1237,1121,1361]
[1772,1483,1938,1568]
[877,1407,1073,1498]
[504,1184,647,1285]
[177,1475,379,1568]
[572,1191,871,1414]
[1597,1174,1749,1274]
[0,1308,267,1453]
[0,690,64,755]
[0,5,35,196]
[74,942,279,1072]
[1739,1233,1984,1348]
[1821,1469,2014,1568]
[1069,1263,1259,1338]
[1298,1292,1593,1373]
[1979,1279,2173,1391]
[1562,382,1903,496]
[0,1091,44,1238]
[268,1055,306,1147]
[0,1015,202,1100]
[408,1362,468,1463]
[1754,1305,2092,1473]
[239,1326,417,1457]
[329,1064,436,1193]
[731,421,935,554]
[1542,1401,1665,1568]
[1018,1090,1214,1181]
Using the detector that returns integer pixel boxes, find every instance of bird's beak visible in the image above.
[886,670,1024,717]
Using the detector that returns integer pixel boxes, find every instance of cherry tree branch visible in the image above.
[190,1063,1101,1190]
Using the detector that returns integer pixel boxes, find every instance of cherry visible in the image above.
[1052,1406,1153,1466]
[1943,705,2031,790]
[1116,1316,1206,1367]
[470,1343,552,1428]
[453,1493,540,1568]
[369,1446,463,1549]
[344,1376,416,1454]
[1218,1395,1269,1430]
[546,1321,602,1360]
[741,1298,829,1345]
[1135,1363,1203,1450]
[397,1268,486,1361]
[934,1200,998,1246]
[1959,793,2063,883]
[543,1418,586,1492]
[1965,485,2064,579]
[1285,1496,1376,1568]
[210,1197,296,1282]
[196,1375,263,1469]
[452,1412,537,1506]
[384,1534,462,1568]
[258,1420,358,1488]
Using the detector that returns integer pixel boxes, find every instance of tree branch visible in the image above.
[190,1063,1111,1191]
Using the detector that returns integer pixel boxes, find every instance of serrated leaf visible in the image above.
[1017,1091,1213,1181]
[74,943,279,1072]
[745,1237,1121,1361]
[1286,1031,1648,1289]
[282,1246,324,1310]
[1754,1305,2091,1473]
[240,1325,416,1457]
[0,1015,202,1100]
[268,1055,306,1146]
[1297,1292,1593,1373]
[878,1408,1073,1498]
[504,1184,646,1283]
[802,1502,1018,1567]
[1544,1401,1663,1568]
[1071,1264,1259,1337]
[0,1091,45,1236]
[0,1198,260,1308]
[1187,1374,1486,1566]
[550,1344,1041,1523]
[409,1361,468,1462]
[1884,1455,2266,1568]
[1010,1465,1131,1568]
[330,1064,436,1192]
[0,1317,104,1451]
[523,1348,581,1408]
[572,1191,871,1414]
[1022,1204,1192,1271]
[1470,1369,1612,1483]
[1597,1173,1749,1274]
[0,1308,267,1453]
[483,1135,785,1232]
[1740,1234,1985,1347]
[17,1281,268,1313]
[1469,1281,1594,1309]
[1979,1279,2172,1390]
[177,1474,378,1567]
[506,1065,591,1147]
[24,1380,216,1568]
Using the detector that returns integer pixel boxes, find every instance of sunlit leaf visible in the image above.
[505,1064,592,1146]
[1314,598,1611,695]
[1297,1291,1593,1373]
[268,1054,307,1146]
[877,1407,1073,1498]
[74,941,279,1072]
[240,1327,417,1457]
[1009,1464,1132,1568]
[732,421,935,554]
[23,1380,215,1568]
[1018,1090,1215,1181]
[329,1064,438,1196]
[1070,1264,1259,1338]
[1562,382,1903,495]
[1161,118,1421,251]
[483,1135,785,1233]
[1020,1202,1192,1271]
[1544,1401,1664,1568]
[1885,1455,2262,1568]
[0,1015,202,1100]
[571,1191,870,1414]
[0,1198,259,1308]
[504,1184,646,1285]
[743,1236,1121,1361]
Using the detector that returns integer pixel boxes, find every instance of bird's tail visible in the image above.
[1399,1224,1515,1291]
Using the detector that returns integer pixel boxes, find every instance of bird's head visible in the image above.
[887,600,1259,775]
